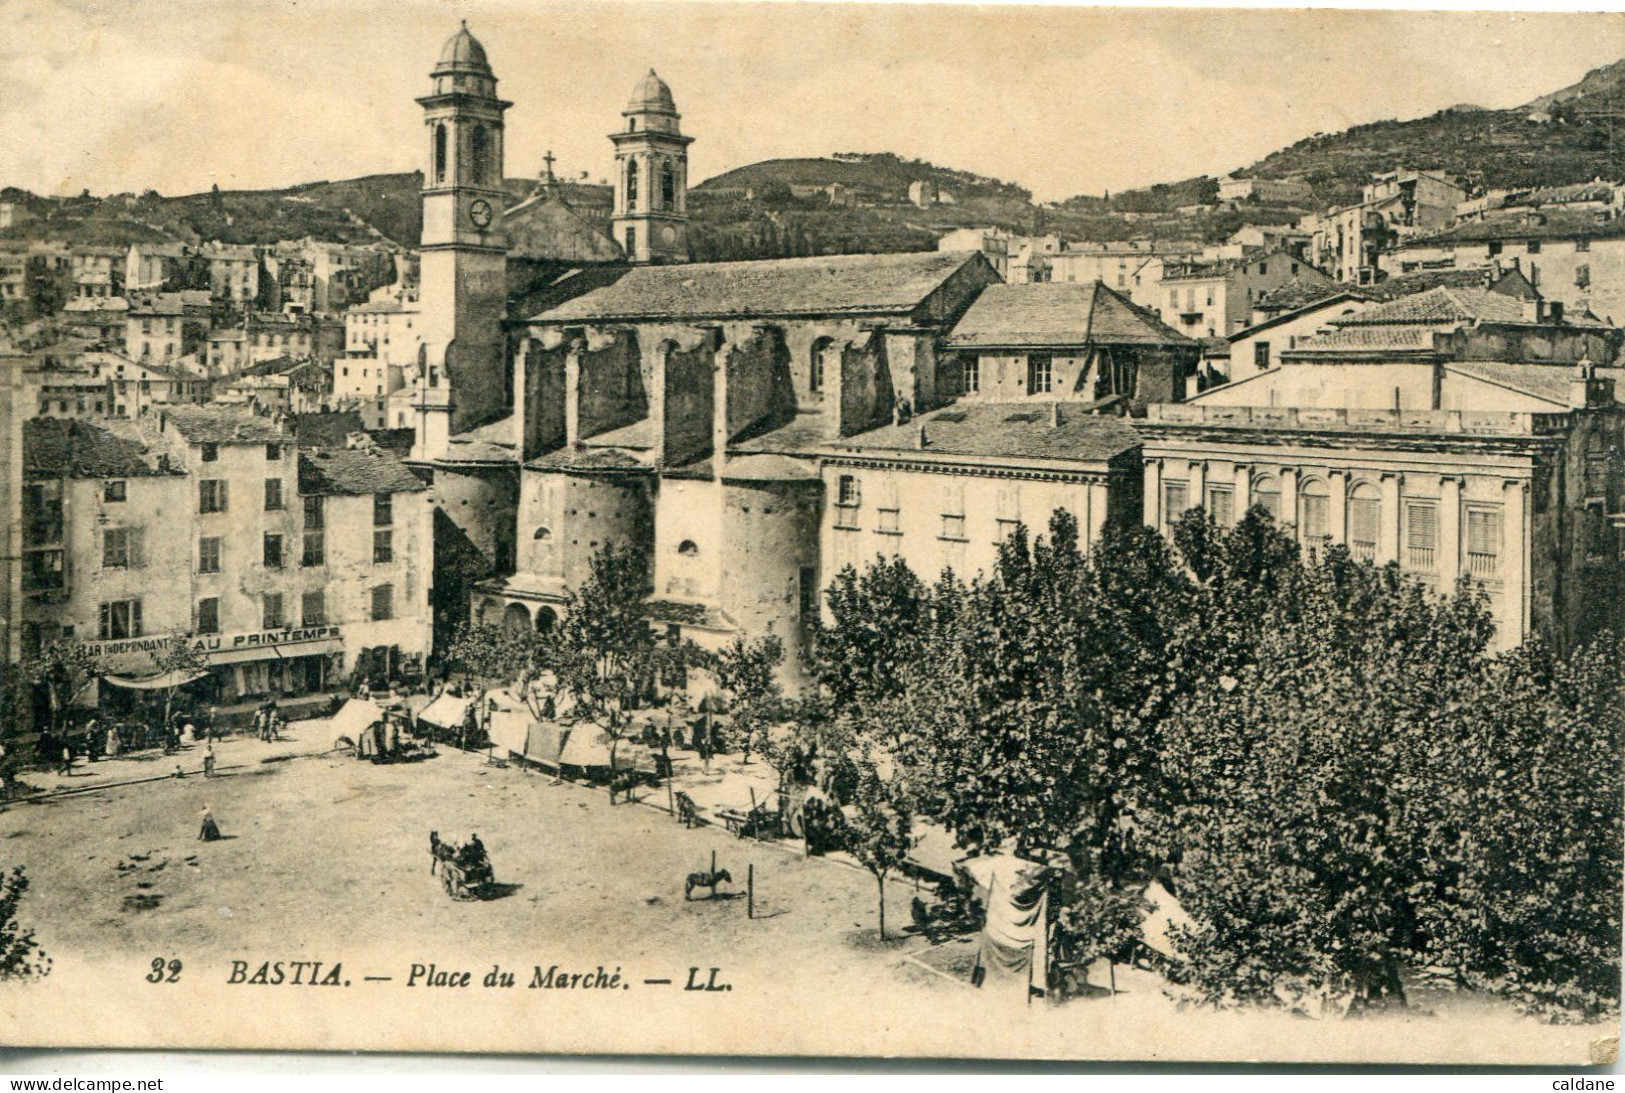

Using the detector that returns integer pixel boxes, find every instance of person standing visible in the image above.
[198,804,221,841]
[203,743,216,779]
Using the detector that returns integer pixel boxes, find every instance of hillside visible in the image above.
[7,53,1625,262]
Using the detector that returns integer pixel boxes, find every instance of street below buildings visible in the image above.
[0,716,1609,1063]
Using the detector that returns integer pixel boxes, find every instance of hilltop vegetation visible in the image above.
[6,56,1625,261]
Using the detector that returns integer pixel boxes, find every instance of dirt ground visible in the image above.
[0,734,1612,1064]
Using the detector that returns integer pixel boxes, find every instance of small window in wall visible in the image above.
[678,540,699,557]
[303,591,327,627]
[1404,500,1438,572]
[1527,240,1542,254]
[837,475,861,507]
[1253,341,1271,370]
[1206,484,1235,528]
[434,124,448,184]
[534,526,552,540]
[625,226,637,256]
[876,507,901,535]
[100,598,142,640]
[1027,354,1053,395]
[201,442,218,462]
[197,597,220,635]
[1348,484,1380,562]
[371,584,394,622]
[470,126,490,185]
[963,355,980,394]
[625,159,639,211]
[262,592,285,630]
[199,536,222,574]
[1299,478,1330,542]
[661,163,676,210]
[104,480,126,503]
[1465,505,1503,578]
[1251,476,1280,522]
[1163,481,1189,526]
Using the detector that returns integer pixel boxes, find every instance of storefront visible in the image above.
[82,626,350,707]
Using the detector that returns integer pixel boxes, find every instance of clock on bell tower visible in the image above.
[416,22,512,436]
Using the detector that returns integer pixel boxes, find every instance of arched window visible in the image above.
[809,336,834,394]
[433,124,448,184]
[661,161,676,211]
[502,602,530,634]
[1348,482,1380,562]
[533,526,552,540]
[1299,477,1330,543]
[535,607,557,634]
[625,159,639,211]
[470,126,490,184]
[1251,474,1281,521]
[677,540,699,557]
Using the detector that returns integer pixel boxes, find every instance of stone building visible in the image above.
[489,249,1002,668]
[19,406,432,703]
[1384,212,1625,327]
[1160,249,1336,339]
[941,281,1200,406]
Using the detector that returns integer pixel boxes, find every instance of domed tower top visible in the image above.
[435,21,491,76]
[621,69,683,136]
[426,21,501,100]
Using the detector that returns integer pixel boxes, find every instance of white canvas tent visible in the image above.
[417,692,473,731]
[327,698,383,742]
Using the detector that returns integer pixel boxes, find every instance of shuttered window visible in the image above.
[1466,506,1502,578]
[1405,501,1438,571]
[1348,493,1381,562]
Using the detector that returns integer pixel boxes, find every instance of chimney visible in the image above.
[1050,401,1062,428]
[1570,353,1609,409]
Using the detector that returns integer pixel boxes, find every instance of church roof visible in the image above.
[529,251,987,324]
[825,402,1142,466]
[435,23,491,75]
[626,69,677,116]
[945,281,1196,350]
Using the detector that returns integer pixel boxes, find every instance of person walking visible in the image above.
[203,743,216,779]
[198,804,221,842]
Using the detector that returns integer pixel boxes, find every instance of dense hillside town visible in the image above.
[0,18,1620,1057]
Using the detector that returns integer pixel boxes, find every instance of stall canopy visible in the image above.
[557,726,645,771]
[328,698,383,741]
[103,668,210,691]
[417,693,473,730]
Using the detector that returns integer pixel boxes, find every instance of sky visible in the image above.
[3,0,1625,203]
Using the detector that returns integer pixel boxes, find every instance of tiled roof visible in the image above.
[719,454,820,482]
[1255,279,1356,313]
[439,415,517,465]
[1334,286,1531,326]
[1286,327,1442,354]
[349,298,416,315]
[63,296,129,314]
[293,410,366,449]
[1392,210,1625,249]
[506,263,631,321]
[297,447,426,497]
[530,251,984,323]
[945,282,1195,349]
[525,446,652,473]
[1445,361,1574,407]
[826,402,1140,465]
[24,417,173,479]
[162,405,289,444]
[1363,267,1521,301]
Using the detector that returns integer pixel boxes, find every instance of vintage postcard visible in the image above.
[0,0,1622,1066]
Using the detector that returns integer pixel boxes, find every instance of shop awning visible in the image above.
[206,639,344,666]
[102,668,210,691]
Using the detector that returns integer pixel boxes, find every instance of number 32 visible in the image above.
[147,957,182,984]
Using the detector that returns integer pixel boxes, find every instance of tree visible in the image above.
[714,633,784,764]
[444,622,545,691]
[153,634,210,740]
[0,866,49,981]
[22,639,100,750]
[846,759,914,941]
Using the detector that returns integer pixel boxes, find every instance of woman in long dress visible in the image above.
[198,805,222,842]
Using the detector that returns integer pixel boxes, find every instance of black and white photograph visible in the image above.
[0,0,1621,1068]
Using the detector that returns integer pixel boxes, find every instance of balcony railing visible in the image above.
[1350,540,1377,563]
[1406,546,1436,571]
[1466,550,1499,578]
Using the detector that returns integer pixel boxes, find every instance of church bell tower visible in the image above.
[416,23,512,442]
[611,70,693,265]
